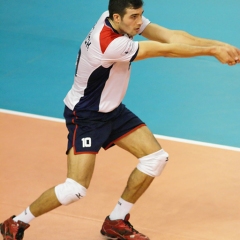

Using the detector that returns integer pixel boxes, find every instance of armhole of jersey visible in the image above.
[130,45,139,62]
[75,49,81,76]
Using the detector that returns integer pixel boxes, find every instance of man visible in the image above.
[1,0,239,239]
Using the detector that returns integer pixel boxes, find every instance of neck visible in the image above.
[108,18,121,34]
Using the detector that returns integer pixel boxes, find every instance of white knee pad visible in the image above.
[137,149,169,177]
[55,178,87,205]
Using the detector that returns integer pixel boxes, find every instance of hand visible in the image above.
[225,44,240,66]
[214,44,240,66]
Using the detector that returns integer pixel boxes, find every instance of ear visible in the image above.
[112,13,121,23]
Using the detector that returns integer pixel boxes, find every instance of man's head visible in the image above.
[108,0,144,19]
[108,0,144,37]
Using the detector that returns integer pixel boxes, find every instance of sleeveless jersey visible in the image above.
[64,11,150,113]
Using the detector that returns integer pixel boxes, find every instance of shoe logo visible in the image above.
[118,201,122,206]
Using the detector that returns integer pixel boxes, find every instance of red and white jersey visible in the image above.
[64,11,150,113]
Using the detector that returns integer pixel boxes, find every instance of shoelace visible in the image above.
[124,220,139,234]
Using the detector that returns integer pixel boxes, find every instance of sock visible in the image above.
[13,206,35,224]
[109,198,133,220]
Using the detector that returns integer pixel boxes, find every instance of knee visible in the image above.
[55,178,87,205]
[137,149,169,177]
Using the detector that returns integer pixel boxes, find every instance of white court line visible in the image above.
[0,108,65,123]
[154,134,240,152]
[1,108,240,152]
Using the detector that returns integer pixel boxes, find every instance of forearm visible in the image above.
[136,40,240,65]
[168,31,240,64]
[141,23,239,65]
[142,23,228,47]
[136,41,215,60]
[162,42,214,58]
[169,30,227,47]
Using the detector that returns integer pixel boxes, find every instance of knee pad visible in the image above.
[137,149,169,177]
[55,178,87,205]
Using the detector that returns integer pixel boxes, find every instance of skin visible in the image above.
[109,7,144,37]
[30,6,240,217]
[30,126,160,216]
[110,7,240,64]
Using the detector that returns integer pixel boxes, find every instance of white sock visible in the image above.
[13,206,35,224]
[109,198,133,220]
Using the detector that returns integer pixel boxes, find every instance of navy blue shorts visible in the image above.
[64,103,145,154]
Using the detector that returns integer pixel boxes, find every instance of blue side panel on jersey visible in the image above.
[74,65,113,111]
[0,0,240,148]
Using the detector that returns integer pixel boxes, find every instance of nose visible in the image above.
[138,16,143,25]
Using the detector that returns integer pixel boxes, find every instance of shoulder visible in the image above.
[103,36,139,61]
[99,11,109,21]
[99,23,121,53]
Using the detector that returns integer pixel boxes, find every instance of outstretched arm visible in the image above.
[137,23,240,65]
[141,23,229,46]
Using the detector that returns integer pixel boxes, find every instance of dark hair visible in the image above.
[108,0,144,19]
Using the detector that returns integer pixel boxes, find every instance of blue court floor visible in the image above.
[0,0,240,148]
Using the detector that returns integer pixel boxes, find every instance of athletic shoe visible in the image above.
[100,213,150,240]
[0,216,30,240]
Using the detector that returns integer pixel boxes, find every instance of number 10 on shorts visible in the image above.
[81,137,92,147]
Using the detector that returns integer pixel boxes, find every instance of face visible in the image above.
[113,7,144,37]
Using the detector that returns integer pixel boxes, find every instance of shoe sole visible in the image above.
[101,232,149,240]
[101,230,119,239]
[102,237,118,240]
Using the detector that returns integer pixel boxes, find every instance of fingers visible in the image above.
[236,48,240,62]
[228,62,237,66]
[233,48,240,63]
[227,45,240,65]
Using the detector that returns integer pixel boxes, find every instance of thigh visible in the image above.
[67,148,96,189]
[114,125,162,158]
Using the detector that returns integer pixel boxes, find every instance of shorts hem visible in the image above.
[66,147,98,155]
[103,123,146,150]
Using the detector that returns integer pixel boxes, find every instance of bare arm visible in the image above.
[135,41,235,64]
[137,23,240,65]
[141,23,227,46]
